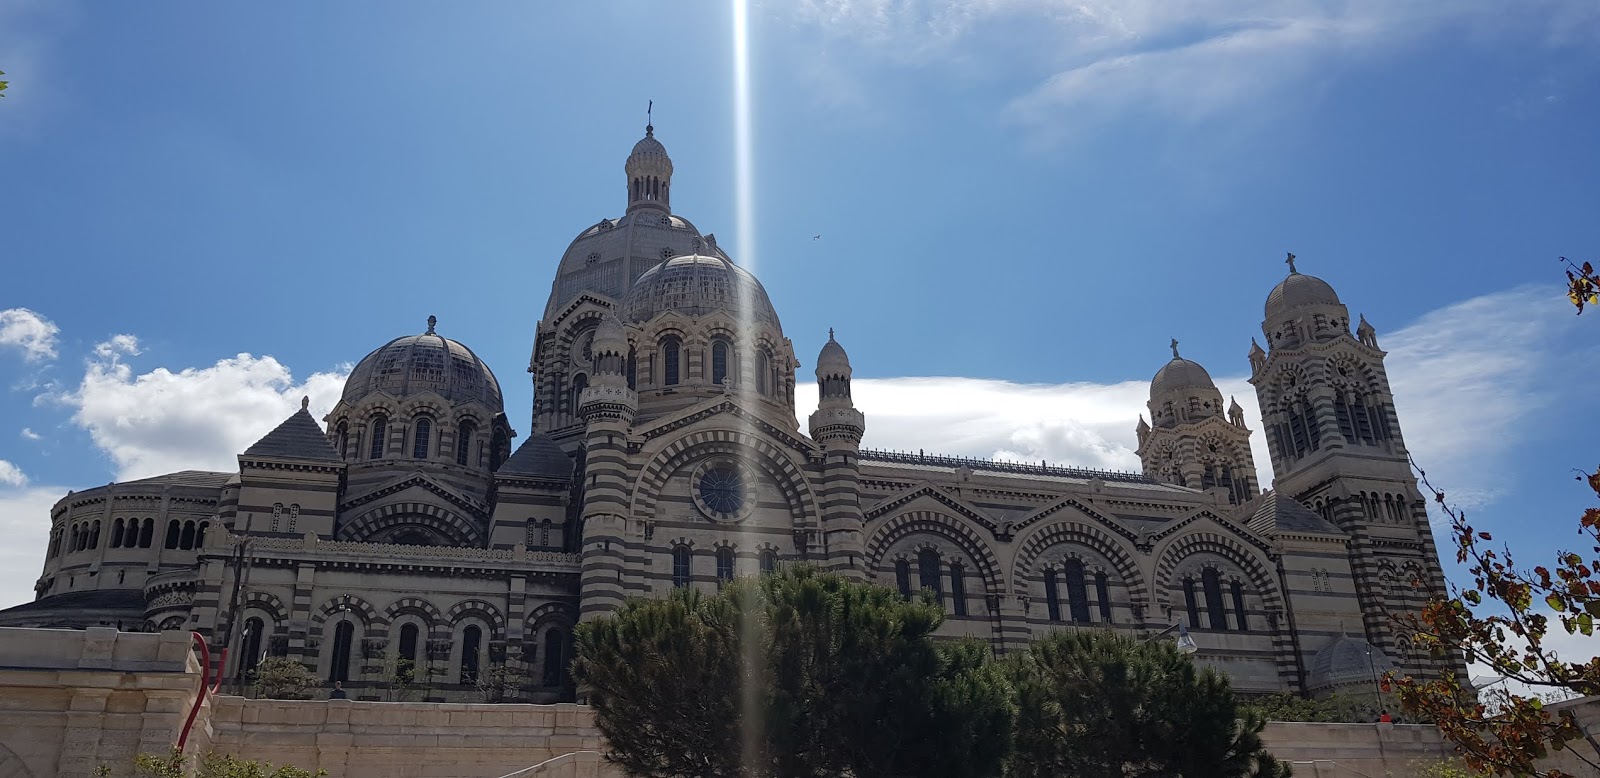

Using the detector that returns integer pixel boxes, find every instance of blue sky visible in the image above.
[3,0,1599,673]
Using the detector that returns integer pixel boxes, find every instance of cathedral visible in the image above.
[0,123,1454,703]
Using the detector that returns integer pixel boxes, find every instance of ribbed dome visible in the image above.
[1150,357,1216,397]
[622,254,780,327]
[1265,272,1341,320]
[342,320,502,409]
[817,333,851,377]
[630,131,668,159]
[1308,636,1396,691]
[594,310,628,355]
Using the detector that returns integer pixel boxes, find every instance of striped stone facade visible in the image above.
[1,129,1459,704]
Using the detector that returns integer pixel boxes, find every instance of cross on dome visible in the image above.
[1170,338,1180,359]
[1286,252,1298,274]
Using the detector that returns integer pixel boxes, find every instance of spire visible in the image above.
[646,99,653,136]
[1286,252,1298,275]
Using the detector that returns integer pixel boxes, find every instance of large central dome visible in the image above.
[622,254,781,327]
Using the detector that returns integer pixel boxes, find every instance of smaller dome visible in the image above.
[816,330,851,377]
[1265,272,1341,320]
[622,254,780,327]
[594,310,627,355]
[1151,357,1216,398]
[1308,636,1397,692]
[341,317,502,409]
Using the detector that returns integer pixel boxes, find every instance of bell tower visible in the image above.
[1136,340,1258,505]
[1249,253,1451,680]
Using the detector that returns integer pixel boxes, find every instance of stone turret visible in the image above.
[807,330,867,578]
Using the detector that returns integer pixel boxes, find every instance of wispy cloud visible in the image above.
[19,428,41,441]
[780,0,1600,143]
[0,308,61,363]
[50,336,350,481]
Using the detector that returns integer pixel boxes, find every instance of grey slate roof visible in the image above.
[119,470,235,489]
[242,408,342,461]
[497,434,575,480]
[1239,491,1345,537]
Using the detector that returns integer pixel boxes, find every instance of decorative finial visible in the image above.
[301,396,310,411]
[426,315,437,335]
[646,99,653,135]
[828,327,835,341]
[1286,252,1298,274]
[1170,338,1180,359]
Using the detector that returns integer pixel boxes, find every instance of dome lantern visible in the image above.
[625,116,673,214]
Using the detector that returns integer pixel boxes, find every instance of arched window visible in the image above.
[336,422,349,459]
[542,628,569,687]
[917,549,943,606]
[413,417,432,459]
[460,625,482,684]
[1044,569,1062,622]
[242,617,265,677]
[756,351,770,394]
[89,520,101,550]
[329,620,355,682]
[271,503,283,532]
[711,340,729,385]
[895,559,911,599]
[111,519,124,548]
[1230,580,1248,631]
[456,420,475,466]
[539,519,552,548]
[949,562,968,617]
[626,347,637,390]
[195,521,208,549]
[49,530,60,558]
[672,546,691,588]
[287,505,298,533]
[1202,568,1228,631]
[369,415,388,460]
[1095,571,1112,622]
[140,518,154,548]
[399,623,420,665]
[759,549,777,575]
[716,547,736,584]
[661,337,681,386]
[179,521,196,551]
[1183,577,1200,628]
[69,524,79,553]
[1063,558,1090,623]
[126,519,141,548]
[569,373,588,416]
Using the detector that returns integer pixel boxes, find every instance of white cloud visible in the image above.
[0,484,66,611]
[56,337,350,481]
[93,333,142,359]
[20,428,41,441]
[0,308,61,362]
[796,284,1582,505]
[0,459,28,487]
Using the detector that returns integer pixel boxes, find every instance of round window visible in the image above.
[692,460,755,523]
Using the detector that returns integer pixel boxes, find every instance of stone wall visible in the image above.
[198,698,620,778]
[3,626,1596,778]
[0,628,202,778]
